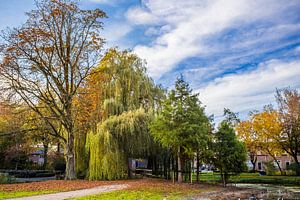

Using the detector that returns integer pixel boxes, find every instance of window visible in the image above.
[258,162,262,170]
[286,161,290,168]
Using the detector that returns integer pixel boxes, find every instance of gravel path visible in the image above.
[7,184,128,200]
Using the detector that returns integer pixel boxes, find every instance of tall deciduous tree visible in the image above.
[252,108,283,173]
[276,88,300,173]
[151,76,211,183]
[0,0,106,179]
[237,108,283,173]
[86,49,163,180]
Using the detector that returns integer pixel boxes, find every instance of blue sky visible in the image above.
[1,0,300,121]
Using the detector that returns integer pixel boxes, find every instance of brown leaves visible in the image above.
[0,178,221,194]
[0,180,121,192]
[17,28,52,43]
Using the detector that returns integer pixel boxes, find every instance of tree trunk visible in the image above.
[292,155,300,175]
[190,160,193,184]
[221,170,227,187]
[127,158,133,178]
[274,159,283,174]
[57,142,60,154]
[268,151,282,174]
[177,149,183,183]
[250,153,257,172]
[42,142,48,170]
[196,152,200,182]
[65,134,76,180]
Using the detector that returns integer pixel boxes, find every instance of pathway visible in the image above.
[7,184,128,200]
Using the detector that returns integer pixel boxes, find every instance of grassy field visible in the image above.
[71,179,222,200]
[0,191,55,200]
[72,190,184,200]
[0,175,299,199]
[193,172,300,185]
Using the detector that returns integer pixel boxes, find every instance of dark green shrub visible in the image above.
[264,161,277,175]
[0,173,14,183]
[287,163,300,175]
[53,156,66,172]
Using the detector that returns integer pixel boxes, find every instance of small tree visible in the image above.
[213,111,247,187]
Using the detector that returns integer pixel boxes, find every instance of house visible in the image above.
[248,154,300,171]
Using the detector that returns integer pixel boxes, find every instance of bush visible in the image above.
[287,163,300,175]
[53,155,66,172]
[285,170,296,176]
[0,173,14,184]
[264,161,277,175]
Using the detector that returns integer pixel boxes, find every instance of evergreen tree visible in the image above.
[213,111,247,187]
[151,76,211,182]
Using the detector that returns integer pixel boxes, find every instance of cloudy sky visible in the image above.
[1,0,300,121]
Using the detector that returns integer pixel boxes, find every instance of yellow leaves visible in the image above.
[237,109,283,156]
[252,111,282,141]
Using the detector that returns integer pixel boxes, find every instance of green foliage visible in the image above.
[75,131,88,178]
[213,119,247,186]
[50,155,66,172]
[0,173,14,184]
[150,76,211,182]
[287,163,300,175]
[264,161,277,175]
[150,76,211,158]
[87,109,152,180]
[193,172,300,185]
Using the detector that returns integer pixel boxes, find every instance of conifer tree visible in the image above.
[151,76,211,182]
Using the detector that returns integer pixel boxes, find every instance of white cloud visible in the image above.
[102,23,132,48]
[126,7,160,25]
[126,0,299,78]
[295,46,300,52]
[196,59,300,121]
[87,0,116,5]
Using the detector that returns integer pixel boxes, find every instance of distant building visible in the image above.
[247,154,300,171]
[29,150,45,166]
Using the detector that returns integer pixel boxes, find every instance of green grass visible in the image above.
[71,189,184,200]
[0,190,55,200]
[71,180,216,200]
[193,172,300,185]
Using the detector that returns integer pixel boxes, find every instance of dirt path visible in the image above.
[7,184,128,200]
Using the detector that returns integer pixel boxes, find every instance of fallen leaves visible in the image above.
[0,178,222,196]
[0,180,126,192]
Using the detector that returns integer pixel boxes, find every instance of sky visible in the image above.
[0,0,300,122]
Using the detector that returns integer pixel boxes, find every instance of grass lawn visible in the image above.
[71,190,183,200]
[71,179,222,200]
[194,172,300,185]
[0,190,55,200]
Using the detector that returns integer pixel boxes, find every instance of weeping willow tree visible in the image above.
[86,48,164,180]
